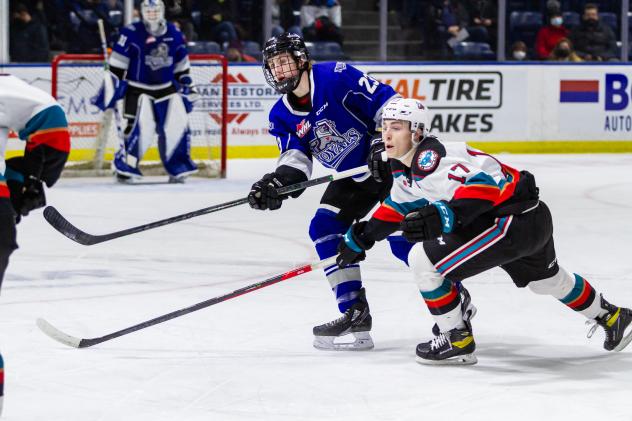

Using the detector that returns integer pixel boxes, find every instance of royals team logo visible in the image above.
[309,119,361,169]
[145,43,173,71]
[417,149,439,172]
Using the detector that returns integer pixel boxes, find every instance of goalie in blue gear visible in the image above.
[97,0,198,183]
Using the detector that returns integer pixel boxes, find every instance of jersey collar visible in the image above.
[281,68,315,117]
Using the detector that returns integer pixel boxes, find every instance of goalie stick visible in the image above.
[44,165,369,245]
[36,256,337,348]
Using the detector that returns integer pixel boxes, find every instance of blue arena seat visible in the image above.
[306,42,348,61]
[562,11,580,29]
[187,41,221,54]
[242,41,263,61]
[453,42,496,60]
[509,11,543,47]
[599,12,618,34]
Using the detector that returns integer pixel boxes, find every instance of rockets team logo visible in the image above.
[417,149,439,172]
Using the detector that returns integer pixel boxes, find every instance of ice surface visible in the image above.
[0,155,631,421]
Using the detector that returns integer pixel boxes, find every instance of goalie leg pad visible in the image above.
[113,94,156,177]
[153,94,197,177]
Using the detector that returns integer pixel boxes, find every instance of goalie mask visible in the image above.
[141,0,166,36]
[262,33,310,94]
[382,98,430,161]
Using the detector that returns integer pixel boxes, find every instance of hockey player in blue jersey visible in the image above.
[99,0,197,183]
[247,33,475,350]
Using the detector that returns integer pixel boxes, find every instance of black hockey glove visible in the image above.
[336,221,376,268]
[5,174,46,224]
[367,137,390,183]
[401,205,445,243]
[248,173,288,211]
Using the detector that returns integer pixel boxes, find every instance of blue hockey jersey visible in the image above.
[270,62,398,179]
[109,22,189,89]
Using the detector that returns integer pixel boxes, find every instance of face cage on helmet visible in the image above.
[141,1,164,23]
[262,51,308,94]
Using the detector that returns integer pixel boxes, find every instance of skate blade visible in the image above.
[415,353,478,366]
[614,324,632,352]
[313,331,374,351]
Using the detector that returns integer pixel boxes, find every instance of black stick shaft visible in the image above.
[45,166,367,245]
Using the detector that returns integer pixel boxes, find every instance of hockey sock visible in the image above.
[420,279,465,332]
[559,274,605,319]
[332,279,362,312]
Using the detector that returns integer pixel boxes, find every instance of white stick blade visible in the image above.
[36,318,82,348]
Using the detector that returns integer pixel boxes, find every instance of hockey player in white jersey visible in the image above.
[97,0,198,183]
[0,74,70,290]
[337,97,632,365]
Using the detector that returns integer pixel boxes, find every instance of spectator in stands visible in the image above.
[165,0,196,41]
[466,0,496,48]
[300,0,341,29]
[10,2,49,62]
[225,40,258,62]
[548,37,583,62]
[440,0,470,53]
[303,15,344,46]
[570,3,617,61]
[535,6,569,59]
[67,0,113,53]
[420,0,447,59]
[510,40,528,61]
[198,0,239,44]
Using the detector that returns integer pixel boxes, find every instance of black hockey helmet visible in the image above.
[262,33,310,94]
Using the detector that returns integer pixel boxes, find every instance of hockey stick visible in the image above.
[44,165,369,245]
[36,256,337,348]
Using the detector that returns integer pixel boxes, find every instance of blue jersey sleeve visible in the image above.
[172,29,190,75]
[109,25,138,70]
[336,63,398,133]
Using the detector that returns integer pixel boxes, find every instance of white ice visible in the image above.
[0,155,631,421]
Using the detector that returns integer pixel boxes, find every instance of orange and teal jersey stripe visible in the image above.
[420,279,461,315]
[560,274,596,311]
[373,196,429,223]
[19,105,70,153]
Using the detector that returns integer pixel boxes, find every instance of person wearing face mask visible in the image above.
[535,9,569,60]
[569,3,617,61]
[548,38,583,62]
[510,41,528,61]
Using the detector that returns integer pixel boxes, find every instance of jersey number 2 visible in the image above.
[359,75,379,94]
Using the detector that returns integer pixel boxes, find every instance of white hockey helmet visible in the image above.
[141,0,166,35]
[381,97,430,144]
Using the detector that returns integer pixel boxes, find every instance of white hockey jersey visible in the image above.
[367,136,530,240]
[0,74,70,196]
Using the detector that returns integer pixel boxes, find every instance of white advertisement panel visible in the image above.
[2,62,631,157]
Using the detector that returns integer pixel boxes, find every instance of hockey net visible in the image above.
[51,53,228,178]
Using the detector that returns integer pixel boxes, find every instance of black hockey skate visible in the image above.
[586,295,632,352]
[416,326,477,365]
[313,288,374,351]
[431,284,477,336]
